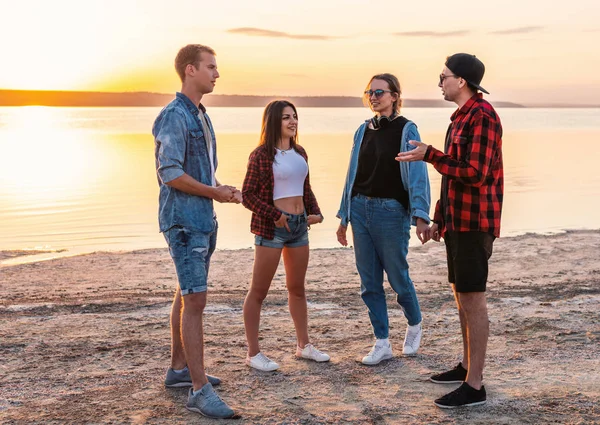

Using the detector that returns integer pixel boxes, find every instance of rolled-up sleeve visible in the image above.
[406,124,431,225]
[156,110,187,184]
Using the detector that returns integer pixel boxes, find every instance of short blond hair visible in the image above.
[174,44,216,82]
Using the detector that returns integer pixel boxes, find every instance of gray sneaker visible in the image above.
[186,383,235,419]
[164,367,221,387]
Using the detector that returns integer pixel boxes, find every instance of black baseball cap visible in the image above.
[445,53,489,94]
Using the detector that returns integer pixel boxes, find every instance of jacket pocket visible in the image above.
[188,130,205,156]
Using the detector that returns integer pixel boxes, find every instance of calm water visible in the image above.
[1,106,599,265]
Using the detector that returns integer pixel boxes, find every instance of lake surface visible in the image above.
[1,106,599,265]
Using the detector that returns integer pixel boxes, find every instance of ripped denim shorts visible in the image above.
[163,222,218,295]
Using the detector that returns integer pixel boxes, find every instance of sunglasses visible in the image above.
[439,73,459,84]
[364,89,392,99]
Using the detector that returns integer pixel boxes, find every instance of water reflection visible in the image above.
[1,107,599,266]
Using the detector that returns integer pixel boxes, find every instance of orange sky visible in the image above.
[2,0,600,105]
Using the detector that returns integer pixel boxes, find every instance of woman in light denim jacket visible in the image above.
[336,73,432,365]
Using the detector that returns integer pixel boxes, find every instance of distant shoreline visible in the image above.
[1,89,598,108]
[0,89,526,108]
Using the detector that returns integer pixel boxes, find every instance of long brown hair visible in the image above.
[259,100,298,157]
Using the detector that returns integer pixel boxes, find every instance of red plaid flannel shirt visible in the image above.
[242,144,321,239]
[424,94,504,237]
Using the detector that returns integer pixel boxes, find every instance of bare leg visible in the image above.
[282,245,310,348]
[458,291,488,390]
[243,246,282,357]
[181,292,208,391]
[170,290,186,370]
[452,284,469,370]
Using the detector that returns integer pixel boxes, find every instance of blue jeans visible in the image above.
[350,194,422,339]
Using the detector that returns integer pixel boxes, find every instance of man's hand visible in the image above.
[430,222,441,242]
[274,213,290,231]
[395,140,428,162]
[212,186,234,203]
[415,218,431,244]
[336,224,348,246]
[307,214,322,225]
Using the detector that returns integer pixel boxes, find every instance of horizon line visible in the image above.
[0,89,599,108]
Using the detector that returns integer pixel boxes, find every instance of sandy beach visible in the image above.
[1,230,599,424]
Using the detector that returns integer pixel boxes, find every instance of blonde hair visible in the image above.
[174,44,216,82]
[362,73,403,114]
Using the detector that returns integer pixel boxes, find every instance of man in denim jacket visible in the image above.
[152,44,240,419]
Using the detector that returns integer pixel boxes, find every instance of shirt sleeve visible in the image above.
[156,110,187,184]
[241,151,282,220]
[405,124,431,225]
[433,199,443,225]
[423,111,500,187]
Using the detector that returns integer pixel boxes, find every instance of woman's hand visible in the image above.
[274,213,291,231]
[229,189,243,204]
[307,214,323,226]
[415,218,431,244]
[336,224,348,246]
[430,222,441,242]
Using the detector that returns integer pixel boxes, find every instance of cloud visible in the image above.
[227,27,336,40]
[490,26,544,35]
[393,30,469,37]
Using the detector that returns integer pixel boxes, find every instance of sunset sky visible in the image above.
[2,0,599,105]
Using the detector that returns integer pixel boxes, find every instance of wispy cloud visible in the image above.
[490,26,544,35]
[227,27,336,40]
[393,30,469,37]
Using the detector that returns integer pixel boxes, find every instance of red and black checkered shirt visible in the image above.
[242,144,321,239]
[424,94,504,237]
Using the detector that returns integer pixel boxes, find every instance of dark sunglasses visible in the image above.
[439,73,459,84]
[364,89,392,99]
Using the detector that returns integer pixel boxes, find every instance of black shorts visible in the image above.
[445,231,495,293]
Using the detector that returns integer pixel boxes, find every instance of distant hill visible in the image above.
[0,89,529,108]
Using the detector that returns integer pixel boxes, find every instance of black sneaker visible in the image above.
[434,382,486,409]
[430,362,467,384]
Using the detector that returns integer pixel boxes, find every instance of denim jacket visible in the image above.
[153,92,218,233]
[337,119,431,226]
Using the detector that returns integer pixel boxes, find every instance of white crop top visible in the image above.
[272,148,308,201]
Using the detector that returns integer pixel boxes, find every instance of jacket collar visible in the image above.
[176,92,206,115]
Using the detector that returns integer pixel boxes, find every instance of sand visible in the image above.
[1,230,599,424]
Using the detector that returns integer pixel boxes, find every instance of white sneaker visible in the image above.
[362,340,393,365]
[403,322,422,356]
[246,352,280,372]
[296,344,330,362]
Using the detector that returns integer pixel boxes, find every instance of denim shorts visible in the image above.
[255,212,309,249]
[163,223,218,296]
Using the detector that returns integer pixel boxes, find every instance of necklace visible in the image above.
[276,147,292,155]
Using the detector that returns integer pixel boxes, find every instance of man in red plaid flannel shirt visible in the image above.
[397,53,503,409]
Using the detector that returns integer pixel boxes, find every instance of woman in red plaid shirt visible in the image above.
[241,100,330,372]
